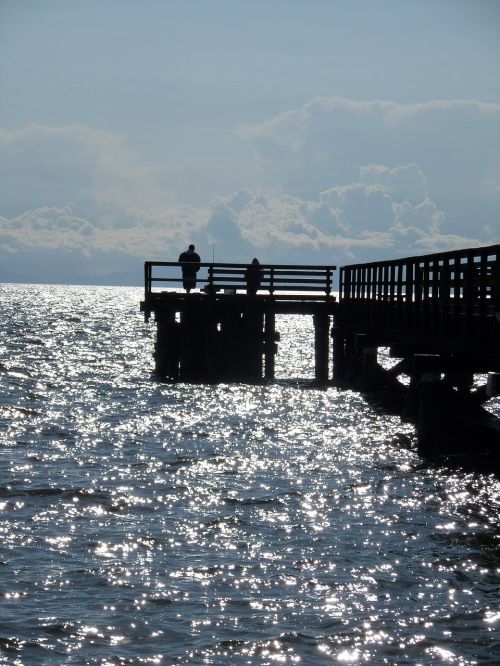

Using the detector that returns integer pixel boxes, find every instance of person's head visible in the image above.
[188,244,195,251]
[251,257,259,265]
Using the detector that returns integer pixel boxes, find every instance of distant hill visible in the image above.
[92,269,144,287]
[0,268,21,283]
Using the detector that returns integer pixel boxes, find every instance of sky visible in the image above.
[1,0,499,284]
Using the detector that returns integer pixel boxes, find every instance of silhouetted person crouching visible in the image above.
[245,258,263,296]
[178,244,201,293]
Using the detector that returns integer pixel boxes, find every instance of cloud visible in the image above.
[0,163,484,281]
[0,103,497,282]
[238,97,500,161]
[0,203,206,277]
[0,123,208,273]
[0,123,171,223]
[237,97,500,241]
[201,166,480,265]
[359,163,428,203]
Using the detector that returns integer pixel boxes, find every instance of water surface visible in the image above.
[0,284,499,664]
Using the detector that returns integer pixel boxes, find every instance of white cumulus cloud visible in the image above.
[1,100,497,283]
[0,123,172,224]
[237,96,500,243]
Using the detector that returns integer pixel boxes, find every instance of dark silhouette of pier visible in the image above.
[337,244,499,371]
[141,261,336,383]
[141,245,500,458]
[335,244,500,458]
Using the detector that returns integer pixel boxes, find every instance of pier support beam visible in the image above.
[331,326,347,386]
[218,307,242,381]
[201,298,217,383]
[403,354,442,422]
[264,309,277,380]
[415,370,442,456]
[360,345,378,391]
[487,372,500,398]
[179,302,209,381]
[154,309,179,380]
[343,332,368,388]
[314,313,329,384]
[243,306,264,381]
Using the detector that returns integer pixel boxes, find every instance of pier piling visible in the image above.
[331,326,347,386]
[264,310,277,380]
[314,313,329,384]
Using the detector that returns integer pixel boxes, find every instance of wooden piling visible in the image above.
[154,309,179,380]
[403,354,442,422]
[314,313,329,384]
[331,326,346,386]
[344,332,368,387]
[359,345,378,391]
[202,297,217,383]
[416,370,442,457]
[264,309,277,380]
[179,303,206,381]
[218,307,242,381]
[487,372,500,398]
[243,306,264,381]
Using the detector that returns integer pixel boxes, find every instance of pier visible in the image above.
[141,245,500,458]
[337,244,499,373]
[335,244,500,457]
[140,262,337,383]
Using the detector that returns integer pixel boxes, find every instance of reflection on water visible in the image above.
[0,284,499,664]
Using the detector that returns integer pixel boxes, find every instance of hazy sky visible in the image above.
[1,0,499,282]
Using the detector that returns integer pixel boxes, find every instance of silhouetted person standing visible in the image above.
[245,258,263,295]
[178,244,201,293]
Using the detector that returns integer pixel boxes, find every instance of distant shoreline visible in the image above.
[0,279,143,288]
[0,270,143,288]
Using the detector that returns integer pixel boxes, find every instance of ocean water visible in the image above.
[0,283,499,665]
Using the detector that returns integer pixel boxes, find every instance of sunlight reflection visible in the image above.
[1,292,499,665]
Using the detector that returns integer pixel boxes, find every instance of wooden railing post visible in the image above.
[440,256,450,337]
[208,264,214,292]
[464,253,475,342]
[339,267,344,300]
[144,262,151,300]
[345,267,352,300]
[478,250,489,343]
[326,268,332,295]
[495,248,500,313]
[495,248,500,350]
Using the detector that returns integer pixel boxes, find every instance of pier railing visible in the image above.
[144,261,336,299]
[339,244,500,360]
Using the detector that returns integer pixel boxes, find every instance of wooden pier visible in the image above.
[335,244,500,457]
[140,262,337,383]
[141,245,500,458]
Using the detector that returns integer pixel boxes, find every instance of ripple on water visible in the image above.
[0,286,499,664]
